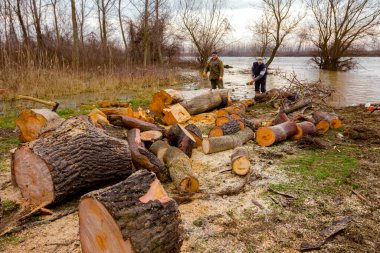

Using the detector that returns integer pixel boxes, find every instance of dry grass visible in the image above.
[0,66,182,99]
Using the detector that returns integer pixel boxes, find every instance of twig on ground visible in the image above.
[268,187,297,199]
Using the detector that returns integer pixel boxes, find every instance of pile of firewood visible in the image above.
[10,87,343,252]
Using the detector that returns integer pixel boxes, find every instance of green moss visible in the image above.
[56,108,78,118]
[193,219,203,227]
[0,112,18,128]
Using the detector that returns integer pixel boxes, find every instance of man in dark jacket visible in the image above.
[251,57,267,95]
[203,51,224,89]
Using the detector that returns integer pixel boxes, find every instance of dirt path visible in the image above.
[0,105,379,252]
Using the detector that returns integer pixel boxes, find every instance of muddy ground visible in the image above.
[0,104,379,253]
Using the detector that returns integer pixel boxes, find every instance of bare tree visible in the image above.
[51,0,60,46]
[143,0,149,66]
[308,0,380,71]
[179,0,232,67]
[70,0,79,69]
[11,0,29,44]
[30,0,44,49]
[259,0,304,67]
[250,12,274,57]
[118,0,128,53]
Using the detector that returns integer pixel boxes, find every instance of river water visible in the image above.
[187,57,380,107]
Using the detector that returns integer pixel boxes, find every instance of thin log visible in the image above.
[292,121,317,140]
[283,98,312,114]
[79,170,183,253]
[108,115,166,133]
[202,128,255,154]
[312,111,342,129]
[150,141,199,192]
[209,120,240,137]
[127,129,169,182]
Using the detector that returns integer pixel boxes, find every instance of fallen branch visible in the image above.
[268,187,297,199]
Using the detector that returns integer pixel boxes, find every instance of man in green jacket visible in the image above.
[202,51,224,89]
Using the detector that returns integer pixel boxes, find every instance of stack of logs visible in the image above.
[11,88,342,252]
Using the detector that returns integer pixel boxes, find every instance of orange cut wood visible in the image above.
[231,147,250,176]
[256,121,298,147]
[16,109,61,142]
[162,103,191,125]
[313,111,342,129]
[292,121,317,140]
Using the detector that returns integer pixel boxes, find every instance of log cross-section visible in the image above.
[79,170,183,253]
[12,116,133,207]
[231,147,251,176]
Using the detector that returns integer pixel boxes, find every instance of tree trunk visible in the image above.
[202,128,255,154]
[150,141,199,192]
[15,0,29,43]
[127,129,169,182]
[283,98,312,114]
[108,115,166,133]
[167,124,195,157]
[240,118,262,130]
[209,120,240,137]
[70,0,79,69]
[162,103,191,125]
[256,121,298,147]
[143,0,149,67]
[215,116,245,130]
[118,0,128,54]
[16,109,62,142]
[185,124,203,147]
[216,99,255,118]
[150,89,231,117]
[312,111,342,129]
[12,116,133,207]
[231,147,250,176]
[79,170,183,253]
[292,121,317,140]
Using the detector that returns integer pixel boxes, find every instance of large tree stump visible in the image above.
[150,141,199,192]
[108,115,166,133]
[167,124,196,157]
[79,170,183,253]
[12,116,133,207]
[292,121,317,140]
[127,129,169,182]
[162,103,191,125]
[16,109,62,142]
[185,124,203,147]
[209,120,241,137]
[231,147,251,176]
[256,121,298,146]
[202,128,255,154]
[312,111,342,129]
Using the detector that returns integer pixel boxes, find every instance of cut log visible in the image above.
[231,147,251,176]
[108,115,166,133]
[180,90,231,115]
[292,121,317,140]
[150,141,199,192]
[127,129,169,182]
[12,116,133,207]
[88,108,110,126]
[79,170,183,253]
[100,124,128,140]
[271,111,290,126]
[209,120,240,137]
[255,88,281,102]
[216,104,246,118]
[202,128,255,154]
[240,118,262,130]
[38,118,65,138]
[256,121,298,147]
[16,109,62,142]
[162,103,191,125]
[185,124,203,147]
[140,130,163,148]
[100,107,134,117]
[215,116,233,126]
[167,124,196,157]
[312,111,342,129]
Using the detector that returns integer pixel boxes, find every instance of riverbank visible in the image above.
[0,100,379,252]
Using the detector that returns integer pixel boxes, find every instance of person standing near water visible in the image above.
[251,57,267,95]
[202,51,224,89]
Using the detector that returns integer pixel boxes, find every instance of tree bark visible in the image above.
[12,116,133,207]
[185,124,203,147]
[167,124,196,157]
[202,128,255,154]
[79,170,183,253]
[209,120,240,137]
[150,141,199,192]
[283,98,312,114]
[108,115,166,133]
[256,121,298,147]
[127,129,169,182]
[292,121,317,140]
[16,109,62,142]
[231,147,250,176]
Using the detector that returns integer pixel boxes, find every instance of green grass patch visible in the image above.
[0,235,26,250]
[56,108,78,118]
[128,97,151,109]
[0,112,18,128]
